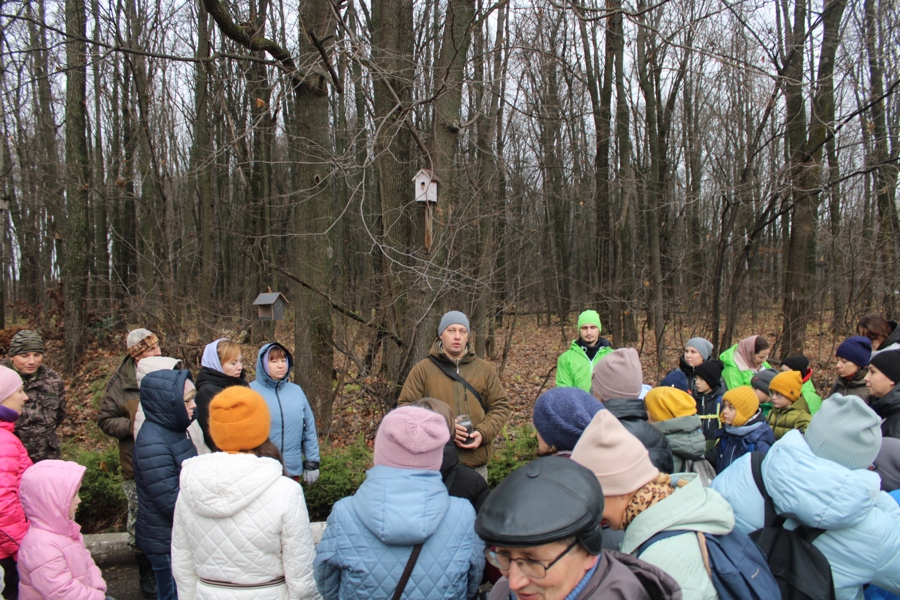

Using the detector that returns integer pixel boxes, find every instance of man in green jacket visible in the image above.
[556,310,614,392]
[398,311,511,479]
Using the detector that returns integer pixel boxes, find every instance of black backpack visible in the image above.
[749,452,836,600]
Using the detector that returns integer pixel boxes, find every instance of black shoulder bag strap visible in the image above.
[392,543,424,600]
[428,355,485,411]
[750,451,826,542]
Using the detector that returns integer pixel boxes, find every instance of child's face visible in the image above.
[721,401,736,425]
[770,391,791,409]
[684,346,704,367]
[268,355,289,380]
[70,488,81,520]
[836,357,860,379]
[695,377,712,394]
[753,388,769,403]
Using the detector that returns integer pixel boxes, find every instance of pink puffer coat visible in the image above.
[17,460,107,600]
[0,416,31,560]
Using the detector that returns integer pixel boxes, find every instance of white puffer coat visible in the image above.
[172,453,320,600]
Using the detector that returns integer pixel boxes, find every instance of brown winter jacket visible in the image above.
[765,402,811,441]
[97,356,141,479]
[397,341,511,468]
[488,550,683,600]
[830,368,871,404]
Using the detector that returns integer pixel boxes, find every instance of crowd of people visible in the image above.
[0,308,898,600]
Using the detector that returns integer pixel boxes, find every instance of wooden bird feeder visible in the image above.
[253,292,289,321]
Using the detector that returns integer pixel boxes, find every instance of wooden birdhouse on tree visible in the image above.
[253,292,289,321]
[413,169,440,252]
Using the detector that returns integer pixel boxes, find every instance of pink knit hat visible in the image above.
[0,365,23,405]
[374,406,450,471]
[571,410,659,496]
[591,348,643,401]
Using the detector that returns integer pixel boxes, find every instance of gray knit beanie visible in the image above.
[685,337,714,361]
[805,394,882,470]
[751,368,779,394]
[438,311,470,336]
[591,348,643,401]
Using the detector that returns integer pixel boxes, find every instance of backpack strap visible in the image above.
[443,464,459,490]
[750,451,777,527]
[428,356,485,411]
[695,532,712,578]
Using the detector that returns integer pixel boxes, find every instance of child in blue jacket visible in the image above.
[707,386,775,474]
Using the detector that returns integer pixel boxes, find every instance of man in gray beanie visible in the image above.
[1,329,66,462]
[398,311,510,479]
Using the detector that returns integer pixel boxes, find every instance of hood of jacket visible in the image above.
[351,465,451,546]
[761,430,881,530]
[19,460,84,539]
[178,452,285,518]
[622,474,735,553]
[140,369,194,432]
[440,440,459,479]
[602,397,648,421]
[428,339,476,366]
[871,383,900,420]
[254,342,294,390]
[115,354,139,392]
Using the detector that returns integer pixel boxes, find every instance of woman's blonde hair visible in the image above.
[217,340,242,363]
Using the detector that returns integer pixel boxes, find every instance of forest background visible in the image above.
[0,0,897,526]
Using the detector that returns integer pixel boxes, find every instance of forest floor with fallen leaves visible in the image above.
[4,310,852,455]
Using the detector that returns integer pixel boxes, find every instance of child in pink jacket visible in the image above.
[16,460,111,600]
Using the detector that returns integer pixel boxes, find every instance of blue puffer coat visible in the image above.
[708,411,774,473]
[133,370,198,557]
[710,431,900,600]
[314,466,484,600]
[249,343,319,477]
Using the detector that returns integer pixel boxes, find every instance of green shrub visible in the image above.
[487,425,538,488]
[303,436,372,521]
[72,444,127,533]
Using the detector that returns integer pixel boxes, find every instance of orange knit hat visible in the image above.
[209,387,271,452]
[722,386,759,426]
[768,370,803,402]
[644,387,697,422]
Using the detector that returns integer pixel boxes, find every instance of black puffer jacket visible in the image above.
[194,366,248,451]
[133,370,198,556]
[440,442,490,513]
[871,384,900,439]
[692,380,727,440]
[602,398,675,474]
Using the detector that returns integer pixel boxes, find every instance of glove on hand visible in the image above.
[303,469,319,484]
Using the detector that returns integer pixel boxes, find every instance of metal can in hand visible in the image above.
[456,414,475,444]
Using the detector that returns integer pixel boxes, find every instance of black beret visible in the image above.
[475,456,604,551]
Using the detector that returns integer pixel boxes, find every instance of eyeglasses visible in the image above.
[484,540,579,579]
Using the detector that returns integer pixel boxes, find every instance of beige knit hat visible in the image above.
[571,410,659,496]
[591,348,643,401]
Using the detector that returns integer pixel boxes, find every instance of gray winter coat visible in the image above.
[653,415,707,472]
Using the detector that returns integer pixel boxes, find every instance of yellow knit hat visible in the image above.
[644,387,697,422]
[209,387,271,452]
[722,386,759,426]
[768,370,802,402]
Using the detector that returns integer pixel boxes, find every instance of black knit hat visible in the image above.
[870,351,900,385]
[476,456,604,554]
[782,355,810,377]
[693,360,723,390]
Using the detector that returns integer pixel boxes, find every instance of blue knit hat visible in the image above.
[533,387,604,452]
[836,336,872,368]
[659,369,689,392]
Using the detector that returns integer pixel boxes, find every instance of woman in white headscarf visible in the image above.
[195,339,248,451]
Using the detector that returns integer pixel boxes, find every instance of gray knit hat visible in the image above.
[805,394,882,470]
[751,368,779,394]
[591,348,643,401]
[127,328,158,359]
[438,311,469,336]
[7,330,45,356]
[685,337,714,361]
